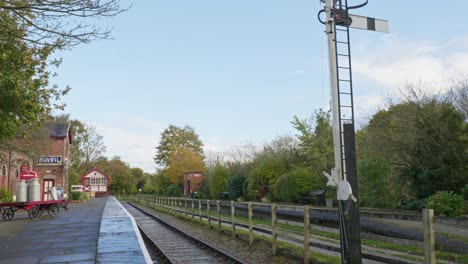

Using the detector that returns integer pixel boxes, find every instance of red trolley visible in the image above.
[0,199,68,221]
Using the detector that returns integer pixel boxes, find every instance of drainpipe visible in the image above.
[7,150,11,192]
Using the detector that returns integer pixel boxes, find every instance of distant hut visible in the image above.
[81,168,109,197]
[183,171,203,197]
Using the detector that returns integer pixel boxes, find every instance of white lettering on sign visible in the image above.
[38,156,62,164]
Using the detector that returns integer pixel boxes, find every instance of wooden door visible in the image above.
[43,179,54,201]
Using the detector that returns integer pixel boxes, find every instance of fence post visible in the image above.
[199,199,202,223]
[248,202,254,246]
[192,199,195,220]
[423,209,436,264]
[304,206,311,264]
[272,204,278,256]
[217,200,221,232]
[207,200,211,228]
[231,200,236,238]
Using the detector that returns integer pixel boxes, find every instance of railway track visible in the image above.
[124,202,247,264]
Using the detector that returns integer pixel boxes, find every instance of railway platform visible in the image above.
[0,196,151,264]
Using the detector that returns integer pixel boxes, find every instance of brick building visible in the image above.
[0,150,34,194]
[183,171,204,197]
[0,121,72,200]
[34,122,72,200]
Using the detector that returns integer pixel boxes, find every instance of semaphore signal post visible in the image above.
[318,0,389,263]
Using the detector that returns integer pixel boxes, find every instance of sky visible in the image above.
[53,1,468,173]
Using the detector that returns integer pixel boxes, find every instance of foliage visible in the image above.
[80,192,89,200]
[358,85,468,199]
[208,164,229,199]
[153,174,170,195]
[274,167,322,203]
[228,175,246,200]
[358,158,401,208]
[68,120,106,190]
[103,157,138,194]
[154,125,204,167]
[426,191,465,217]
[292,109,334,175]
[400,198,428,211]
[163,146,205,186]
[69,192,81,201]
[69,120,106,170]
[166,184,182,197]
[462,184,468,201]
[0,11,69,140]
[0,187,13,202]
[247,154,286,200]
[0,1,126,48]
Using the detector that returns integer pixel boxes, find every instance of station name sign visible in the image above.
[37,156,62,166]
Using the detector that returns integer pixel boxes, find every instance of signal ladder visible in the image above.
[332,0,354,182]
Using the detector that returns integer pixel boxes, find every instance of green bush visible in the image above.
[79,192,88,200]
[0,188,13,203]
[426,191,464,217]
[461,184,468,201]
[228,175,246,200]
[273,167,322,203]
[166,184,182,197]
[69,191,82,200]
[400,198,428,211]
[209,164,229,199]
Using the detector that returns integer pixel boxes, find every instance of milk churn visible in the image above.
[16,180,27,202]
[50,186,57,200]
[28,178,41,201]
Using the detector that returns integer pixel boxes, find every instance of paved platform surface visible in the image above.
[0,196,151,264]
[97,196,151,263]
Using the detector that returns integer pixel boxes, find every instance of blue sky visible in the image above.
[54,1,468,173]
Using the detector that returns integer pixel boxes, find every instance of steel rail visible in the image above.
[127,202,247,264]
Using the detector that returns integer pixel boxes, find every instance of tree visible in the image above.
[163,146,205,186]
[209,163,229,199]
[0,1,125,140]
[360,83,468,200]
[154,125,204,167]
[68,120,106,188]
[292,109,334,176]
[0,11,69,140]
[105,157,136,194]
[0,1,126,48]
[273,167,321,203]
[247,154,286,200]
[153,173,170,195]
[69,121,106,170]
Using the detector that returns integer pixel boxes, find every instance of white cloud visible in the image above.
[353,35,468,94]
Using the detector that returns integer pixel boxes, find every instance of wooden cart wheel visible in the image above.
[2,208,15,221]
[36,206,44,217]
[47,204,59,217]
[28,205,41,219]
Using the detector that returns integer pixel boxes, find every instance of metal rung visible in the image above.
[338,66,350,69]
[336,28,348,32]
[337,53,349,57]
[339,79,351,82]
[336,41,349,44]
[340,105,353,108]
[339,92,352,95]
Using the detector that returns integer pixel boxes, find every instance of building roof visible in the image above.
[81,167,110,179]
[45,122,72,144]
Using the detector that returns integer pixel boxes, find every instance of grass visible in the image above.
[132,197,468,263]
